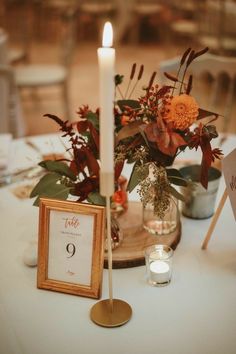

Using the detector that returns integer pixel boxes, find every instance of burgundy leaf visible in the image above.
[115,160,124,180]
[197,108,219,120]
[89,122,99,151]
[74,176,99,201]
[115,121,142,145]
[70,160,78,175]
[84,148,100,176]
[77,120,88,133]
[199,135,213,189]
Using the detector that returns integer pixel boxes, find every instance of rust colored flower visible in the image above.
[163,94,199,130]
[121,115,130,126]
[144,116,186,156]
[112,190,127,206]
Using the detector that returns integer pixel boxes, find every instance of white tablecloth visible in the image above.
[0,134,236,354]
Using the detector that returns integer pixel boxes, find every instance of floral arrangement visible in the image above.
[31,47,222,217]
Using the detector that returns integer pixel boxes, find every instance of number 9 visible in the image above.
[66,243,76,258]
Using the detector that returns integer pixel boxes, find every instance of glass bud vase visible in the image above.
[104,215,123,251]
[143,198,180,236]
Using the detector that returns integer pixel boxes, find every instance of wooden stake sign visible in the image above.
[222,148,236,220]
[202,148,236,249]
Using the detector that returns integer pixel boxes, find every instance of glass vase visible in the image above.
[104,215,123,251]
[143,198,180,236]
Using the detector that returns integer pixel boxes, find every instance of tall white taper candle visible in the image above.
[91,23,132,327]
[97,22,115,196]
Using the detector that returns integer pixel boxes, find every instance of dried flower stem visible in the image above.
[127,65,144,99]
[125,63,136,98]
[117,85,124,99]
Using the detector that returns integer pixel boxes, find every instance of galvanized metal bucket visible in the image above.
[179,165,221,219]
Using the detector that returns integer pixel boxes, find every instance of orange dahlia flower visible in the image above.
[163,94,199,130]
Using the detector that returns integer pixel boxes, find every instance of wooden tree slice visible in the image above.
[104,201,181,269]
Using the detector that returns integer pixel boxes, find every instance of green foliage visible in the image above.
[116,121,143,145]
[127,163,149,193]
[32,182,71,206]
[30,173,62,198]
[117,99,141,111]
[39,160,76,181]
[86,112,99,131]
[168,185,185,202]
[115,74,124,86]
[166,168,188,187]
[87,192,106,206]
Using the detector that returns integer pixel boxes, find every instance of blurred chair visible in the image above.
[129,0,165,43]
[159,53,236,133]
[168,0,203,45]
[198,0,236,55]
[0,0,31,64]
[0,29,26,137]
[78,0,116,41]
[169,0,236,53]
[13,4,77,120]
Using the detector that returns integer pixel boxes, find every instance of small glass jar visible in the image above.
[145,245,173,286]
[143,198,179,236]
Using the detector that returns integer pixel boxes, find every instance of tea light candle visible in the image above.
[150,260,170,284]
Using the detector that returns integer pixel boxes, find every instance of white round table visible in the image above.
[0,133,236,354]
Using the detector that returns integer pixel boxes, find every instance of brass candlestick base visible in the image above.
[90,299,132,327]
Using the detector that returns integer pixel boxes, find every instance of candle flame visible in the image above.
[102,22,113,47]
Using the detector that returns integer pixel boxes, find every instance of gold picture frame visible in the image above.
[37,198,105,299]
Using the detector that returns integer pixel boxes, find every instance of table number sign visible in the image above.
[37,198,105,299]
[202,148,236,249]
[222,148,236,220]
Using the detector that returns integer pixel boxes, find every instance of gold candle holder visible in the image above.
[90,172,132,327]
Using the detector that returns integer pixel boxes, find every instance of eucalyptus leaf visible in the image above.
[86,112,99,130]
[39,160,76,181]
[117,99,141,111]
[168,175,188,187]
[32,184,71,206]
[30,172,62,198]
[166,168,188,187]
[127,163,149,193]
[116,121,142,144]
[168,185,185,202]
[139,127,150,148]
[87,192,106,206]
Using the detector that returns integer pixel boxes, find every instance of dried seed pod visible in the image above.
[148,71,157,90]
[164,72,178,82]
[193,47,209,60]
[186,75,193,94]
[130,63,136,80]
[186,50,195,66]
[138,65,144,80]
[180,47,191,66]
